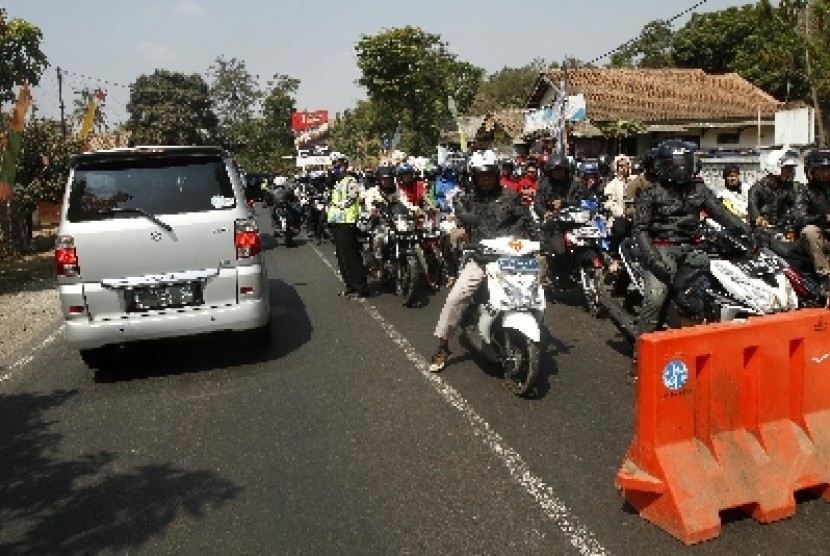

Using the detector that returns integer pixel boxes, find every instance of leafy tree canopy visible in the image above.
[126,69,218,146]
[355,25,483,155]
[0,9,48,104]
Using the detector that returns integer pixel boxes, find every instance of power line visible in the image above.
[586,0,709,66]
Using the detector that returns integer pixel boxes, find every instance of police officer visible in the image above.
[794,147,830,294]
[327,159,370,299]
[429,150,532,372]
[632,140,749,373]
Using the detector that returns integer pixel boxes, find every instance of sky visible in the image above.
[3,0,764,128]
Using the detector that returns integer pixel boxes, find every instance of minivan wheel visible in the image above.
[79,346,115,369]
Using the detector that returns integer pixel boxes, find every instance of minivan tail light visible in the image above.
[235,219,261,258]
[55,235,80,276]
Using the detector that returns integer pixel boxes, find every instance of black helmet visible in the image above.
[722,163,741,180]
[544,154,570,174]
[376,165,395,179]
[654,139,697,185]
[805,148,830,174]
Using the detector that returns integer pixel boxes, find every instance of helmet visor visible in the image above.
[659,152,695,183]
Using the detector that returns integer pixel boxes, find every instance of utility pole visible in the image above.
[57,66,66,138]
[805,5,826,144]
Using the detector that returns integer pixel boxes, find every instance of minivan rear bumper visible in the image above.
[63,298,270,350]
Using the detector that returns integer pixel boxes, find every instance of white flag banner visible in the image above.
[523,95,587,134]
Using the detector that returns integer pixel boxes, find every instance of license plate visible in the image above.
[498,257,540,273]
[127,282,204,312]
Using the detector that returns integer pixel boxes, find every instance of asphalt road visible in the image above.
[2,207,830,555]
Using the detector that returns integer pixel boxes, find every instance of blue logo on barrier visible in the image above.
[662,359,689,391]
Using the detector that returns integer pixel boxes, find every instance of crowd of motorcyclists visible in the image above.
[261,140,830,388]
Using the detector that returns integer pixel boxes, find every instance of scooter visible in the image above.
[273,202,303,247]
[459,236,546,397]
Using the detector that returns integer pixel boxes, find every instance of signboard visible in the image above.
[291,110,329,132]
[775,107,815,146]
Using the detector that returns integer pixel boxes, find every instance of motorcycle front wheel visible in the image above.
[580,266,606,317]
[502,329,540,397]
[397,256,419,307]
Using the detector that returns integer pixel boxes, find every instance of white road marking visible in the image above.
[312,245,609,556]
[0,325,65,383]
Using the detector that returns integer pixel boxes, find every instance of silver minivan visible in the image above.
[56,146,271,368]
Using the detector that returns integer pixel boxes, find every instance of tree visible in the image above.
[126,70,218,145]
[468,59,548,115]
[355,26,483,155]
[233,74,298,174]
[671,5,760,73]
[17,118,82,207]
[0,9,48,104]
[608,20,674,68]
[206,56,262,152]
[329,100,386,166]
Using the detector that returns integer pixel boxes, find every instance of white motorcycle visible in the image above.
[459,236,546,396]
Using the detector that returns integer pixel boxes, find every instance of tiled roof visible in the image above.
[528,68,781,123]
[483,108,526,139]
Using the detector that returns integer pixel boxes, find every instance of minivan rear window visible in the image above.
[67,155,237,222]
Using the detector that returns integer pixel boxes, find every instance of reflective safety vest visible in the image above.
[327,177,360,224]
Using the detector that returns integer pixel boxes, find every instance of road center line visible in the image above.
[312,245,609,556]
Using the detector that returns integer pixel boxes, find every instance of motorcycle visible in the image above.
[764,228,829,309]
[552,199,613,315]
[601,218,798,342]
[375,204,426,307]
[458,236,545,397]
[272,202,303,247]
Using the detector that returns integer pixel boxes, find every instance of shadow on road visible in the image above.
[92,277,312,382]
[0,389,242,554]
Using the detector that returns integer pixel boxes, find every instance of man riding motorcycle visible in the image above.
[363,165,413,278]
[748,148,800,231]
[534,155,573,285]
[632,139,750,376]
[794,147,830,295]
[429,150,533,372]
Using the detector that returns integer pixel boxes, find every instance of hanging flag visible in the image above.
[448,96,467,152]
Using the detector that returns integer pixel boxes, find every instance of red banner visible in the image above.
[291,110,329,132]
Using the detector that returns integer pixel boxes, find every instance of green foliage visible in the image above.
[609,20,674,68]
[125,70,218,145]
[0,10,48,103]
[355,26,483,155]
[329,100,385,167]
[469,59,548,115]
[233,74,298,174]
[671,6,759,72]
[16,118,83,209]
[207,56,262,148]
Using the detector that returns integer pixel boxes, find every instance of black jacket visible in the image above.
[633,179,748,271]
[566,179,603,205]
[533,175,571,219]
[747,177,797,227]
[454,184,532,246]
[794,179,830,232]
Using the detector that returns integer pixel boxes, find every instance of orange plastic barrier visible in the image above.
[616,309,830,545]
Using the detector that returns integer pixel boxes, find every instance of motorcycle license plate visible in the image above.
[498,257,539,273]
[127,282,204,312]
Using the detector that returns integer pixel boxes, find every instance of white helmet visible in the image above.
[469,150,499,174]
[761,146,799,176]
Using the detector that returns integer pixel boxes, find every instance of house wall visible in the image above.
[699,125,776,150]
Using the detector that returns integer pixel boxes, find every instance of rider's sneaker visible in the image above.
[429,346,452,373]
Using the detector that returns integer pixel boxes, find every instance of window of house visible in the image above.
[717,133,740,145]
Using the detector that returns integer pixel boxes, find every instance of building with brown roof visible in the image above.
[524,68,784,157]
